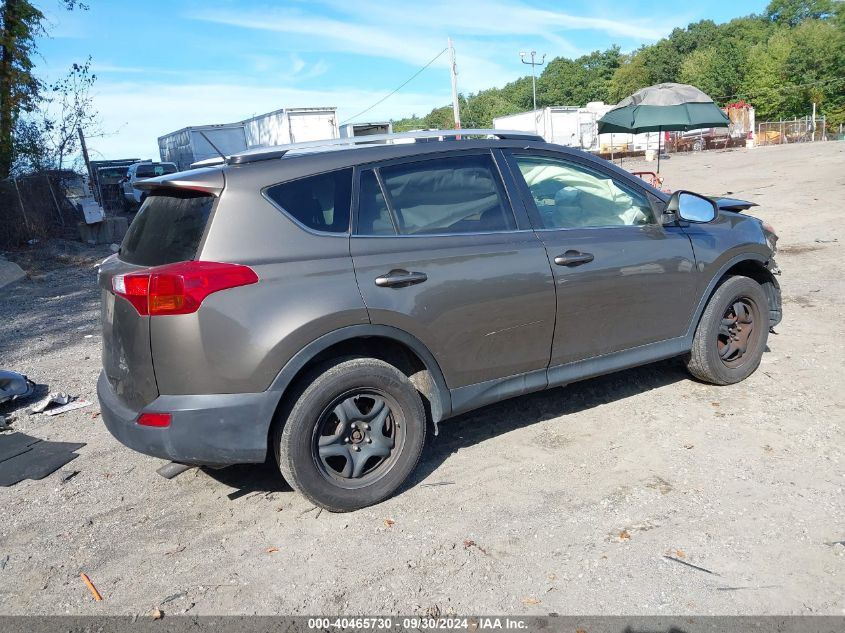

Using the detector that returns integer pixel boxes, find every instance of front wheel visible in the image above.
[686,276,769,385]
[276,357,426,512]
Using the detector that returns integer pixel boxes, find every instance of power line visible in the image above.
[340,47,449,126]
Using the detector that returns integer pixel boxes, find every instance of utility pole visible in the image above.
[448,38,461,130]
[78,127,94,187]
[520,50,546,132]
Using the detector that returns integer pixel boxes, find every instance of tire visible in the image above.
[693,139,704,152]
[275,357,426,512]
[686,276,769,385]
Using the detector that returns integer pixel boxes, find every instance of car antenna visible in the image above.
[199,131,227,162]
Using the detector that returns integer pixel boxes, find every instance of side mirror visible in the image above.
[667,190,718,223]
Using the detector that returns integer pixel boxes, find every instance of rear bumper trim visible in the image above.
[97,371,276,465]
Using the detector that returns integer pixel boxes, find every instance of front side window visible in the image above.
[266,168,353,233]
[514,155,656,229]
[375,154,515,235]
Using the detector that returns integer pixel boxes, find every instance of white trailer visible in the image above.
[158,124,249,171]
[158,107,339,170]
[493,103,661,154]
[493,107,600,149]
[339,122,393,139]
[243,107,339,147]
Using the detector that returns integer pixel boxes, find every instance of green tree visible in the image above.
[0,0,87,178]
[766,0,834,26]
[745,28,795,118]
[608,52,651,102]
[537,47,621,106]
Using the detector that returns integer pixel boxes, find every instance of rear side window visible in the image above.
[358,170,395,235]
[377,154,515,235]
[266,168,353,233]
[120,192,213,266]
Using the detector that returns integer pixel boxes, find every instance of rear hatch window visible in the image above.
[120,192,214,266]
[135,163,177,178]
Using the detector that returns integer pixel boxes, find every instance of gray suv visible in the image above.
[97,129,782,512]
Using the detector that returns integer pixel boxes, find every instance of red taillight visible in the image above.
[138,412,171,427]
[112,261,258,316]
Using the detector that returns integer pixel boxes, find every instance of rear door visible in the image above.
[98,191,215,410]
[350,150,556,392]
[503,150,699,368]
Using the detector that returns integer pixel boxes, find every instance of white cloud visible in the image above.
[189,0,682,93]
[77,1,690,161]
[85,80,450,161]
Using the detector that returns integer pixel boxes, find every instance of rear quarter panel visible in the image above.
[149,166,368,395]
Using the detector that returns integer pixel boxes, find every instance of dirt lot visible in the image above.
[0,142,843,617]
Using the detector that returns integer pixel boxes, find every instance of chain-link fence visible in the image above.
[756,116,828,146]
[0,171,83,248]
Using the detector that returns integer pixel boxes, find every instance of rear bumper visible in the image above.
[97,371,276,465]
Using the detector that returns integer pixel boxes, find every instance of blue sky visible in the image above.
[37,0,770,161]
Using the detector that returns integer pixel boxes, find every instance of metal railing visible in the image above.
[756,116,828,146]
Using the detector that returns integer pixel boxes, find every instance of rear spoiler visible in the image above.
[713,197,757,212]
[134,167,224,196]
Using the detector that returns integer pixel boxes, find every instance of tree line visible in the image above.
[0,0,97,180]
[393,0,845,132]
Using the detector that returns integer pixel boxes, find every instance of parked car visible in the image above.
[121,161,177,210]
[671,127,738,152]
[97,129,782,512]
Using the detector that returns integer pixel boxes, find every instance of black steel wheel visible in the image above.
[276,357,426,512]
[717,298,762,368]
[313,390,404,488]
[686,276,769,385]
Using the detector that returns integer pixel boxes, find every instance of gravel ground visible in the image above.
[0,142,843,617]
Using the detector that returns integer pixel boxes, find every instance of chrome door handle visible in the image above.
[554,251,594,267]
[374,270,428,288]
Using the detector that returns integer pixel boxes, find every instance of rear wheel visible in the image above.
[686,276,769,385]
[276,357,426,512]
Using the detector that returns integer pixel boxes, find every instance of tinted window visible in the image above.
[266,168,353,233]
[514,155,656,229]
[120,192,213,266]
[358,170,396,235]
[135,163,177,178]
[378,154,515,235]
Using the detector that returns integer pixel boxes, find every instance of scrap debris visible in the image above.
[0,432,85,487]
[663,554,720,576]
[29,392,91,416]
[43,400,92,416]
[30,392,71,413]
[0,370,35,405]
[80,572,103,601]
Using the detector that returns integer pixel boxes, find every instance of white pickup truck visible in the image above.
[121,161,177,210]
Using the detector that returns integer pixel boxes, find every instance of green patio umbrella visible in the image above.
[598,83,730,171]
